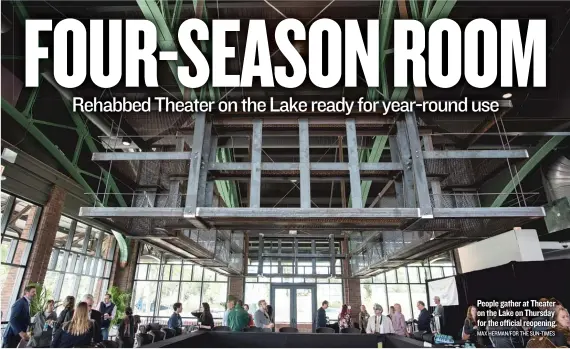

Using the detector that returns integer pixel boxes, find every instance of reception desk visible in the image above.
[143,331,430,348]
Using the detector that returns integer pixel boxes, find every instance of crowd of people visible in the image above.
[5,285,568,348]
[2,285,137,348]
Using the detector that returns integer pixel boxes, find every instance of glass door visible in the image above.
[271,284,316,332]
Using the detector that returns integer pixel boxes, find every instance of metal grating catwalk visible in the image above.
[80,112,546,276]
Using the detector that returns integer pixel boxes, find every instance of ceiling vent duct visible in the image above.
[543,156,570,235]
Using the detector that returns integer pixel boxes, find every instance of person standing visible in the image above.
[2,285,36,348]
[462,305,478,343]
[550,307,570,347]
[243,304,254,328]
[199,303,215,330]
[432,296,444,332]
[50,302,98,348]
[168,303,183,334]
[366,304,394,334]
[228,300,249,332]
[30,300,58,348]
[338,304,352,330]
[253,300,274,331]
[388,306,395,320]
[223,298,235,327]
[416,301,431,332]
[391,304,407,336]
[82,294,102,343]
[96,293,116,341]
[117,307,135,348]
[358,305,370,334]
[266,305,275,331]
[56,297,75,329]
[314,300,329,331]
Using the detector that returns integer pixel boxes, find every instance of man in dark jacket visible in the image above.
[416,301,431,332]
[96,293,116,341]
[83,294,103,343]
[2,285,36,348]
[314,300,329,331]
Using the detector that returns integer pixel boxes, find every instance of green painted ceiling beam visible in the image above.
[11,0,131,265]
[136,0,197,100]
[170,0,184,30]
[410,0,420,20]
[2,98,100,205]
[489,136,566,207]
[391,0,457,101]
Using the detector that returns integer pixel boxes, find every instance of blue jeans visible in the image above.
[101,327,109,341]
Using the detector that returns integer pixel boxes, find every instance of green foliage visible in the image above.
[28,283,59,316]
[107,286,131,326]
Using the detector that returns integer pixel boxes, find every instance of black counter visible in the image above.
[142,331,429,348]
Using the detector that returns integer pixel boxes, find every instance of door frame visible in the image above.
[270,284,317,328]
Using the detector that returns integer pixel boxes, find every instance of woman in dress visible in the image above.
[338,304,352,330]
[358,305,369,333]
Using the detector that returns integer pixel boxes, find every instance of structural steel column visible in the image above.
[205,136,218,208]
[389,136,405,208]
[257,234,264,275]
[345,119,363,208]
[396,121,417,208]
[405,113,433,217]
[185,112,206,215]
[250,119,263,208]
[167,137,185,207]
[299,118,311,208]
[197,122,213,207]
[21,186,66,291]
[422,135,443,208]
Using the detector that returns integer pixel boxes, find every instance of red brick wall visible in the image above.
[228,276,244,301]
[21,186,66,291]
[344,278,362,324]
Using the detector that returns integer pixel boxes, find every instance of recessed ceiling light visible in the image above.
[151,147,157,152]
[122,140,131,146]
[502,93,512,99]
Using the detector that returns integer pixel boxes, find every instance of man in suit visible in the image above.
[2,285,36,348]
[83,294,102,343]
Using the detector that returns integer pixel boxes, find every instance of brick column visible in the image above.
[344,278,362,324]
[341,237,361,324]
[21,186,66,291]
[228,276,244,301]
[110,239,139,293]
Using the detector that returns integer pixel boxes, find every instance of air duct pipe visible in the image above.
[545,155,570,201]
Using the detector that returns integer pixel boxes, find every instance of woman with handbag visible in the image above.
[462,305,478,343]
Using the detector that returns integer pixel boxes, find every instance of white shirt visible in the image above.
[366,315,395,334]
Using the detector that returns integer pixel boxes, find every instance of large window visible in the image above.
[360,252,456,321]
[244,276,343,319]
[1,192,42,321]
[132,244,228,323]
[44,216,116,304]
